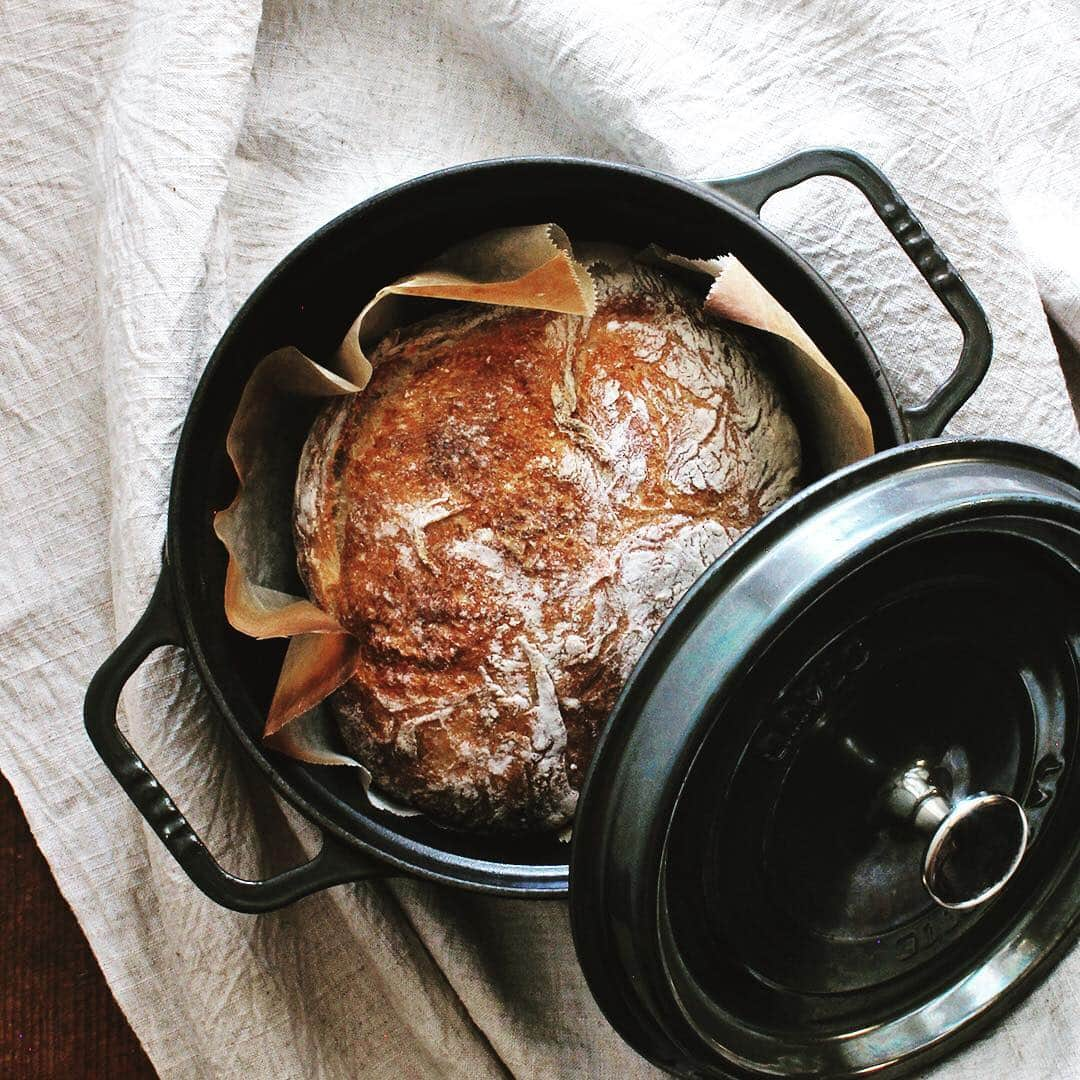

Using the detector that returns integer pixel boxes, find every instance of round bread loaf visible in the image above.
[294,261,801,832]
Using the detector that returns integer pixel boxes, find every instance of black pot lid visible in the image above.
[569,438,1080,1079]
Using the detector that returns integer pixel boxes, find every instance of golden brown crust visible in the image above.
[294,262,801,831]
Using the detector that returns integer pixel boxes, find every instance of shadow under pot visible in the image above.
[85,148,1080,1079]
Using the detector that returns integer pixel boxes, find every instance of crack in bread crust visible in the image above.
[294,263,802,832]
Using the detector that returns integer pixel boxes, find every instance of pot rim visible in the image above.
[170,156,913,894]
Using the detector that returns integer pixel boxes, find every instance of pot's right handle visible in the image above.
[85,564,384,913]
[707,147,992,440]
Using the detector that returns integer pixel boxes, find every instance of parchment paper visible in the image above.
[213,223,873,792]
[648,247,873,471]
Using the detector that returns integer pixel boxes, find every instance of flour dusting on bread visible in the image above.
[294,261,801,831]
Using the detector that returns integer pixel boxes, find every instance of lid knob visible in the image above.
[882,762,1029,910]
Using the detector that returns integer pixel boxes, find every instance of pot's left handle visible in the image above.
[84,564,384,913]
[707,147,993,440]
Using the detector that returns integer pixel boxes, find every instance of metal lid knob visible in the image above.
[883,762,1029,910]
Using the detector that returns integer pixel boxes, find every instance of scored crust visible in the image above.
[294,261,802,832]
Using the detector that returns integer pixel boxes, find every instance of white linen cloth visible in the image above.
[2,1,1079,1076]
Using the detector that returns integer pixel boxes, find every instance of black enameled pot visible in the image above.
[85,150,1080,1079]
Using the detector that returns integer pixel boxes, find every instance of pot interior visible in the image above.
[170,159,903,893]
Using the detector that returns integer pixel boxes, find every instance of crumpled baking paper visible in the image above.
[213,223,872,806]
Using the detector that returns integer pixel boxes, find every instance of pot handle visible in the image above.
[84,563,384,913]
[707,147,992,440]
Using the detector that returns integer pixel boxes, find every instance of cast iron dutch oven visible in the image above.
[86,149,1080,1079]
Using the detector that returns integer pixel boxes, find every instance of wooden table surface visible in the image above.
[1,770,156,1079]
